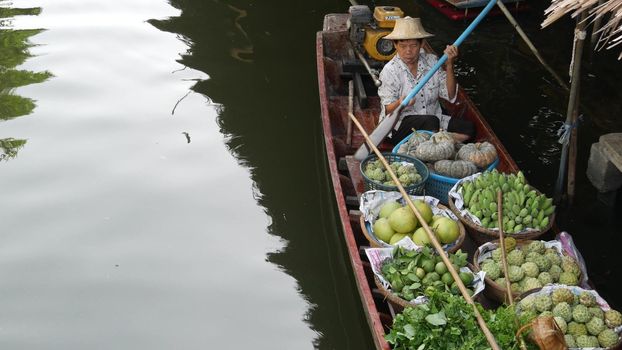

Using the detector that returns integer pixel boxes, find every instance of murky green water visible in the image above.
[1,0,620,349]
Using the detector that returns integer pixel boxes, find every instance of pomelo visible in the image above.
[372,217,394,243]
[388,233,409,245]
[378,201,401,219]
[388,206,418,233]
[412,227,431,246]
[433,217,460,244]
[413,200,433,224]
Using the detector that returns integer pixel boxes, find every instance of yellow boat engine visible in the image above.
[348,5,404,61]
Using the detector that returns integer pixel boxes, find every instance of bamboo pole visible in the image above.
[496,190,514,305]
[495,0,569,91]
[554,12,588,203]
[349,112,501,350]
[496,190,527,350]
[347,80,354,146]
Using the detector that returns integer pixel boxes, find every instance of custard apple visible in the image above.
[559,271,579,286]
[564,334,577,348]
[605,309,622,328]
[521,262,539,278]
[507,265,524,282]
[568,321,588,337]
[538,271,553,286]
[482,261,501,280]
[554,316,568,334]
[589,307,604,320]
[548,265,563,281]
[522,277,542,292]
[573,304,592,323]
[551,288,575,304]
[545,251,562,266]
[561,256,581,276]
[535,294,553,312]
[519,295,537,312]
[531,254,552,272]
[586,316,605,336]
[526,240,546,254]
[507,249,524,266]
[598,328,620,348]
[579,291,596,307]
[576,334,600,348]
[491,248,503,262]
[553,302,573,322]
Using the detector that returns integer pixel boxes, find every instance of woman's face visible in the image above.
[394,39,421,65]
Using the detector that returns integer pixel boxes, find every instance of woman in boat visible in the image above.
[378,16,475,144]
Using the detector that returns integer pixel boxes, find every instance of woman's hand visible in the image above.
[444,45,459,65]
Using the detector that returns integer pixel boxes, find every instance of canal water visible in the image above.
[0,0,620,349]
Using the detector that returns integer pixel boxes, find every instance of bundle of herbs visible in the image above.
[380,246,474,301]
[386,288,537,350]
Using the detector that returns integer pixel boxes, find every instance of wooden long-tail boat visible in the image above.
[316,12,521,349]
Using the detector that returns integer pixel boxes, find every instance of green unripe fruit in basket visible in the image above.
[605,309,622,328]
[586,316,605,335]
[579,291,597,307]
[554,316,568,334]
[412,227,431,247]
[412,200,433,224]
[432,217,460,244]
[576,335,600,348]
[598,329,620,348]
[373,218,395,243]
[573,304,592,323]
[388,207,418,233]
[435,262,448,275]
[521,262,539,278]
[459,271,474,285]
[568,322,588,337]
[389,233,409,245]
[564,334,576,348]
[553,302,572,322]
[379,201,401,219]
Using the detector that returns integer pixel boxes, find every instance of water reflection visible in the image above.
[149,1,374,348]
[0,3,51,161]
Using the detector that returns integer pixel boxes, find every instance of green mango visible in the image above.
[519,208,529,217]
[513,224,523,233]
[540,217,549,228]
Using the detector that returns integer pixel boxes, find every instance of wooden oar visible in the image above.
[349,112,501,350]
[353,0,498,161]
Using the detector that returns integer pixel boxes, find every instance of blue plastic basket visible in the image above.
[360,153,429,195]
[392,131,499,204]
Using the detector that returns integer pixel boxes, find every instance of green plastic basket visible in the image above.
[360,153,429,195]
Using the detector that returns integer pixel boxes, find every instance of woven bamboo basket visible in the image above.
[448,195,554,245]
[373,263,479,312]
[359,204,466,253]
[473,239,582,304]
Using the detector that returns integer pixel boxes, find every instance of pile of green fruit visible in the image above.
[479,240,582,295]
[459,170,555,233]
[518,287,622,348]
[363,159,423,187]
[372,200,460,246]
[380,246,474,301]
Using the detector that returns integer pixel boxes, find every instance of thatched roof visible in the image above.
[542,0,622,59]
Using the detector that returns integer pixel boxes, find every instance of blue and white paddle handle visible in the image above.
[354,0,497,161]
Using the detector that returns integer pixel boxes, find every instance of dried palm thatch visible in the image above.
[542,0,622,59]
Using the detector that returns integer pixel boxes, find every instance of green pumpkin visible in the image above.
[457,142,497,168]
[433,160,478,178]
[397,130,431,156]
[430,130,455,144]
[414,138,455,162]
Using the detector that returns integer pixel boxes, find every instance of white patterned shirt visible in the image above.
[378,50,457,129]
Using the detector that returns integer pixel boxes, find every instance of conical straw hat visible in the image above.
[384,16,434,40]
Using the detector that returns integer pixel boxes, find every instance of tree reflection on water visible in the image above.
[149,1,375,349]
[0,4,52,161]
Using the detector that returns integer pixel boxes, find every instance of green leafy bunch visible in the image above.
[386,289,538,350]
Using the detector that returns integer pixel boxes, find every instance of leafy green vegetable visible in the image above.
[386,289,538,350]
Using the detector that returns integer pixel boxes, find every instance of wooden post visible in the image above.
[555,12,588,203]
[496,0,569,91]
